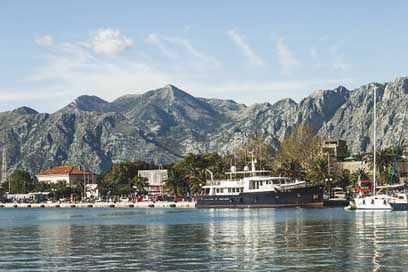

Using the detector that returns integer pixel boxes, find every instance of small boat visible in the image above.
[324,187,349,207]
[389,193,408,211]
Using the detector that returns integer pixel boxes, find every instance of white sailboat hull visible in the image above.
[352,194,393,210]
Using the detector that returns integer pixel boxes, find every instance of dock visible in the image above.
[0,201,196,209]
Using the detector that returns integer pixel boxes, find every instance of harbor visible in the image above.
[0,201,196,209]
[1,207,408,271]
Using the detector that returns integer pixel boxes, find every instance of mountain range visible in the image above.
[1,76,408,174]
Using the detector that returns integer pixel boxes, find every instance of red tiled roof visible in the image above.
[37,166,95,176]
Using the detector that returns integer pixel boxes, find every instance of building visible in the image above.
[322,139,349,159]
[36,166,98,198]
[138,169,168,196]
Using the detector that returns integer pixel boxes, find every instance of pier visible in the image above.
[0,201,196,209]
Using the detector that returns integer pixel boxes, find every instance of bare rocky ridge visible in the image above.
[1,77,408,174]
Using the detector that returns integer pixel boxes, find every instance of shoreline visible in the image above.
[0,201,196,209]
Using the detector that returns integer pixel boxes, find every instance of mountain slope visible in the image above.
[1,76,408,174]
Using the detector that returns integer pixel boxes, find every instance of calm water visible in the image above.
[0,208,408,271]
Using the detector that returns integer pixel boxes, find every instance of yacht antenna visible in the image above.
[249,150,256,172]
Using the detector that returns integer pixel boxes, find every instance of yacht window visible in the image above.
[228,188,231,193]
[371,199,375,204]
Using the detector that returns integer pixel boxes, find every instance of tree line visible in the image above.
[3,124,407,198]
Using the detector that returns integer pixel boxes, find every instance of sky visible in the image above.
[1,0,408,113]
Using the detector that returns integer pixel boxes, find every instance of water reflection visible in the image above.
[0,208,408,271]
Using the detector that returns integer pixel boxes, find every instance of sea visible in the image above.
[0,207,407,271]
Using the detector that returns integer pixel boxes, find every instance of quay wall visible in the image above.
[0,201,196,209]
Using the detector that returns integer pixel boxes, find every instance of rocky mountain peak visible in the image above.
[62,95,109,113]
[12,106,38,115]
[383,76,408,100]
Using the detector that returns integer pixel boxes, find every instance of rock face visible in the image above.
[1,77,408,174]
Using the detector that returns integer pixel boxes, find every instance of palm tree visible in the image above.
[131,176,149,196]
[308,158,329,183]
[351,168,369,186]
[335,169,352,190]
[368,149,394,185]
[164,169,187,197]
[277,159,306,180]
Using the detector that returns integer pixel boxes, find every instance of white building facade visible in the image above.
[138,169,168,196]
[36,166,99,198]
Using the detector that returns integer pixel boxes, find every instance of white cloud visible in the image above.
[30,42,169,103]
[23,31,221,111]
[35,35,54,47]
[276,37,298,74]
[227,29,264,66]
[90,28,133,55]
[146,33,178,59]
[146,33,220,67]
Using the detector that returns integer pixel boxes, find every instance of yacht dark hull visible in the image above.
[390,202,408,211]
[196,184,324,208]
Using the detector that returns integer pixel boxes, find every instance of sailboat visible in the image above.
[349,88,399,210]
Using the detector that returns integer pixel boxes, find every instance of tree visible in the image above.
[308,158,329,184]
[274,123,322,173]
[335,169,352,190]
[7,170,33,193]
[131,176,148,196]
[98,161,154,198]
[164,168,188,197]
[368,149,394,185]
[276,159,306,180]
[351,168,369,185]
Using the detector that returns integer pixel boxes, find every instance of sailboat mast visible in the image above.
[373,88,377,196]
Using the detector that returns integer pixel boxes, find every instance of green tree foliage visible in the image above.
[131,176,148,196]
[165,152,227,196]
[98,161,153,198]
[308,158,329,183]
[351,168,369,185]
[368,149,396,185]
[7,170,33,193]
[334,169,352,191]
[276,159,306,180]
[164,168,189,196]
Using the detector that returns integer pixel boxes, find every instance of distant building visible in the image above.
[36,166,98,198]
[138,169,168,196]
[322,139,349,159]
[338,161,369,173]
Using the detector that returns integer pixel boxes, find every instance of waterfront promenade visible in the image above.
[0,201,196,208]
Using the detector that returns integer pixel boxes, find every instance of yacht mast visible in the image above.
[373,88,377,196]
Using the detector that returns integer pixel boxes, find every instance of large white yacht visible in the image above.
[196,155,324,208]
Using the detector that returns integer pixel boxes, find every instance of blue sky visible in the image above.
[1,0,408,112]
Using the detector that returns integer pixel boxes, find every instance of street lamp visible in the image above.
[325,177,333,193]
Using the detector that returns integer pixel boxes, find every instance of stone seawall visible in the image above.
[0,201,196,209]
